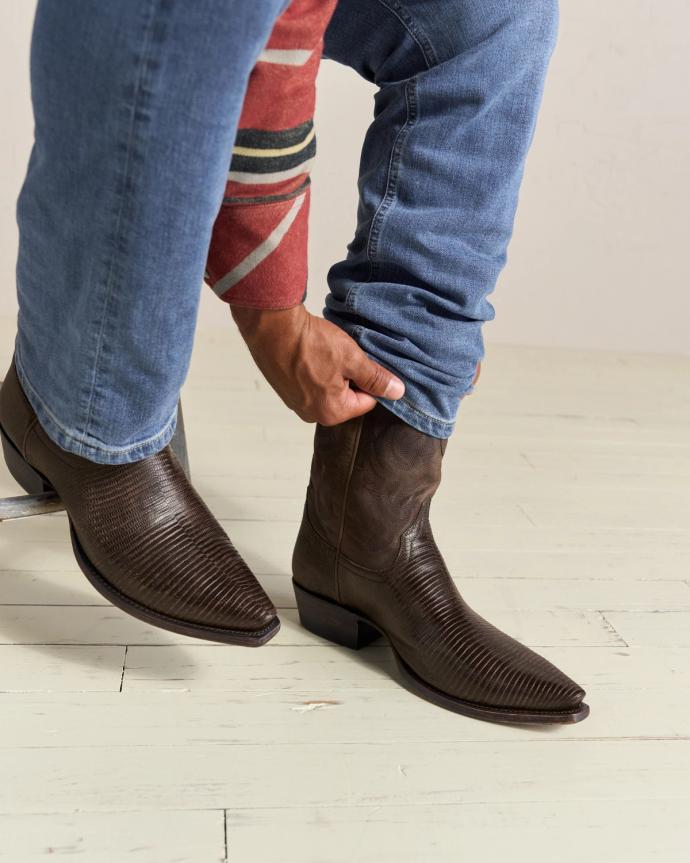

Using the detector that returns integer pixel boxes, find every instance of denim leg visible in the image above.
[14,0,286,464]
[323,0,559,438]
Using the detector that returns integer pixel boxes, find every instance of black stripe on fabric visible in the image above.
[229,138,316,174]
[234,120,313,150]
[223,177,311,206]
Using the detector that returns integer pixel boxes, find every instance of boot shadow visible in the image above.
[0,574,191,680]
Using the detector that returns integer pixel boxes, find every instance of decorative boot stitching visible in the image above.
[333,416,364,604]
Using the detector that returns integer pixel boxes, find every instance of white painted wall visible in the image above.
[2,2,689,355]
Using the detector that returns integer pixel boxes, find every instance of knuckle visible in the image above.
[363,365,384,392]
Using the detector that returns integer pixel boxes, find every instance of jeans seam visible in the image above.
[396,395,455,429]
[80,0,160,449]
[365,75,417,283]
[373,0,438,69]
[344,286,359,313]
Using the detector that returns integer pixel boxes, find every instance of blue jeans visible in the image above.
[323,0,558,437]
[14,0,558,464]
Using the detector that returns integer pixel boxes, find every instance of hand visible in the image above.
[231,304,405,425]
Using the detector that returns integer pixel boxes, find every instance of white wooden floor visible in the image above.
[1,316,689,862]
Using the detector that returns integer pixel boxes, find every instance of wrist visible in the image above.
[231,303,307,341]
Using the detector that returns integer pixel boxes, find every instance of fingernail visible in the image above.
[385,378,405,400]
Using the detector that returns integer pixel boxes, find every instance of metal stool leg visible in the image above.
[170,401,191,480]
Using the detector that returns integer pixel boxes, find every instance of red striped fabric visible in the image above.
[205,0,337,309]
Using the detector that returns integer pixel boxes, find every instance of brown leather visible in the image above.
[0,360,278,644]
[293,403,587,716]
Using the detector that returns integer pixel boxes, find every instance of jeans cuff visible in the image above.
[13,348,178,465]
[375,393,458,439]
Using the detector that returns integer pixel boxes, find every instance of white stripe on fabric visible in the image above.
[227,159,315,185]
[232,126,315,159]
[257,48,313,66]
[212,193,306,297]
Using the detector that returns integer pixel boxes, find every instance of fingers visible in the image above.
[346,351,405,401]
[340,388,379,420]
[307,388,377,426]
[309,385,381,425]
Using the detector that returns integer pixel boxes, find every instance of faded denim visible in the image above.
[14,0,287,463]
[324,0,559,437]
[14,0,558,462]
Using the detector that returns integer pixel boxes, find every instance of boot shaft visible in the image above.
[305,404,446,570]
[0,362,35,457]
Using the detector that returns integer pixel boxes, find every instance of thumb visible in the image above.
[347,352,405,400]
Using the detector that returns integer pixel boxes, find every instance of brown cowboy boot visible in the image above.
[292,403,589,724]
[0,359,279,646]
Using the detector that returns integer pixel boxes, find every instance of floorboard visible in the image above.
[1,317,688,861]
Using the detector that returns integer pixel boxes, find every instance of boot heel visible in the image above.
[293,580,381,650]
[0,424,54,495]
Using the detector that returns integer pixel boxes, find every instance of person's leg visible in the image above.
[292,0,589,723]
[14,0,286,465]
[1,0,288,645]
[322,0,559,437]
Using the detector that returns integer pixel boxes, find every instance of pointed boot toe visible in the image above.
[452,637,590,722]
[522,660,587,714]
[537,675,587,716]
[422,607,590,720]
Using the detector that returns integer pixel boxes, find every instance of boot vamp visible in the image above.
[340,536,585,713]
[30,426,275,632]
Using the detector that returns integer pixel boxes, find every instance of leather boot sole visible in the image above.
[294,580,590,725]
[1,423,279,647]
